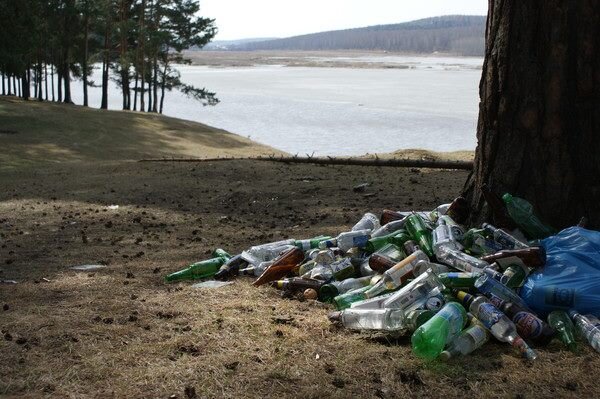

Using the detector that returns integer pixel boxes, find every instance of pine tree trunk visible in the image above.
[51,63,55,101]
[101,19,111,110]
[7,73,11,95]
[463,0,600,229]
[1,72,5,95]
[44,62,49,101]
[159,62,167,114]
[82,2,89,107]
[147,77,152,112]
[133,72,138,111]
[139,0,146,112]
[152,54,158,112]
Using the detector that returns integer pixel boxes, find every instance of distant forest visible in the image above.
[229,16,486,56]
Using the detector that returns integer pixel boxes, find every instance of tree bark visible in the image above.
[101,17,111,110]
[139,0,146,112]
[133,71,138,111]
[463,0,600,229]
[1,72,5,95]
[82,0,89,107]
[159,61,167,114]
[44,62,49,101]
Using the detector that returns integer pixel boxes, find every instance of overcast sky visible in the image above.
[201,0,489,41]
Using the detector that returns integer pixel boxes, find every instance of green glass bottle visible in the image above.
[411,302,468,360]
[405,213,434,257]
[389,230,413,250]
[548,310,577,351]
[165,250,231,282]
[294,235,332,251]
[502,193,556,239]
[365,230,407,253]
[437,272,481,289]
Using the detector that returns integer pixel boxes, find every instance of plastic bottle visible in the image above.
[413,260,449,276]
[457,291,538,360]
[547,311,577,351]
[411,302,468,360]
[569,311,600,352]
[328,308,407,331]
[371,218,408,238]
[253,247,305,286]
[481,223,529,250]
[165,250,231,282]
[474,273,531,311]
[242,240,296,263]
[435,245,490,273]
[352,213,380,232]
[502,193,556,239]
[487,295,555,346]
[318,229,371,252]
[461,228,503,256]
[432,218,463,252]
[382,270,444,311]
[364,250,430,298]
[440,318,490,361]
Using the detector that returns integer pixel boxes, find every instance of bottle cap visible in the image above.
[439,351,452,361]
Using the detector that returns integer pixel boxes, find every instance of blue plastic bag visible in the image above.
[520,227,600,317]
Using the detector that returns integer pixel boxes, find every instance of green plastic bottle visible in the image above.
[502,193,556,239]
[411,302,468,360]
[165,250,231,282]
[405,213,434,257]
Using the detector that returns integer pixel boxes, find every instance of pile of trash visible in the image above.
[165,186,600,361]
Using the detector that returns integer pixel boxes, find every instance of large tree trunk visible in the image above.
[463,0,600,230]
[82,1,89,107]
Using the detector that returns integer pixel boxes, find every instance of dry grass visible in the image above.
[0,96,285,171]
[0,159,597,399]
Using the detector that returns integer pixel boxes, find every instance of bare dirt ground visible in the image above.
[0,98,596,398]
[1,160,596,399]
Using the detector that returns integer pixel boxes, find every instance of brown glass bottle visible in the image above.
[446,197,469,224]
[481,247,546,268]
[273,277,324,292]
[368,253,397,273]
[380,209,405,225]
[253,247,305,286]
[481,184,517,229]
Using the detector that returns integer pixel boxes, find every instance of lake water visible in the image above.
[70,56,483,156]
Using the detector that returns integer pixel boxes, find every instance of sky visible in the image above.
[200,0,489,41]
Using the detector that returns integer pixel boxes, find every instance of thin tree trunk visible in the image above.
[133,72,138,111]
[463,0,600,229]
[159,62,167,114]
[100,18,111,110]
[17,77,21,97]
[51,63,55,101]
[152,54,158,112]
[82,0,89,107]
[37,59,43,101]
[21,71,29,100]
[147,76,152,112]
[57,53,63,102]
[7,73,11,95]
[139,0,146,112]
[1,72,5,95]
[44,62,49,101]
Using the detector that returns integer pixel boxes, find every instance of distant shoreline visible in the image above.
[184,50,484,70]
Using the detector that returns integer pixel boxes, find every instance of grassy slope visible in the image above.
[0,97,285,170]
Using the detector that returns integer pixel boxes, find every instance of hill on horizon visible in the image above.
[220,15,486,56]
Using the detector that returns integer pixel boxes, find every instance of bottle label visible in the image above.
[544,286,575,308]
[477,303,503,329]
[513,311,543,338]
[466,326,488,345]
[353,235,369,248]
